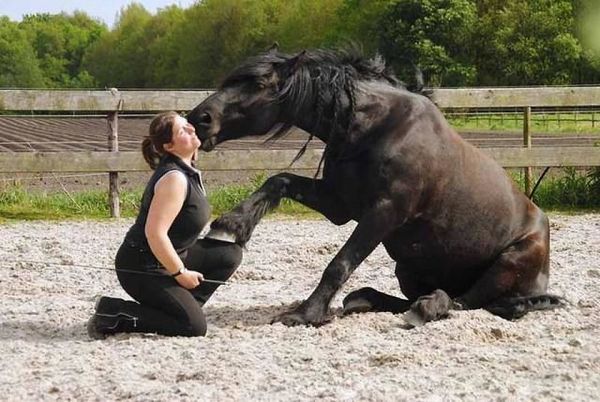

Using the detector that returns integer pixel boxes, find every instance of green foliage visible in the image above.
[84,4,152,87]
[327,0,395,52]
[475,0,582,85]
[18,12,106,88]
[531,167,600,209]
[172,0,345,87]
[575,0,600,82]
[0,17,45,87]
[270,0,344,51]
[377,0,478,86]
[173,0,275,87]
[144,6,188,88]
[1,1,600,88]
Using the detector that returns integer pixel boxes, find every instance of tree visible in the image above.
[174,0,282,87]
[19,12,106,88]
[327,0,395,53]
[0,17,45,87]
[574,0,600,83]
[474,0,582,85]
[143,6,187,87]
[84,3,152,87]
[271,0,344,51]
[377,0,478,87]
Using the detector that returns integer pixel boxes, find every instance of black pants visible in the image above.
[100,238,242,337]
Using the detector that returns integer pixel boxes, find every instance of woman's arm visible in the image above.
[145,171,203,289]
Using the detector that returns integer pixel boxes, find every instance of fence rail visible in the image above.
[3,87,600,111]
[1,147,599,174]
[1,87,599,217]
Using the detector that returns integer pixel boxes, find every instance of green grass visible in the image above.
[529,168,600,210]
[1,169,599,222]
[0,184,143,221]
[0,174,317,222]
[509,167,600,211]
[207,173,316,218]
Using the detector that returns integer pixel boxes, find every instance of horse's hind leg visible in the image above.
[342,262,432,315]
[342,287,411,314]
[404,219,553,326]
[454,227,551,314]
[343,286,454,327]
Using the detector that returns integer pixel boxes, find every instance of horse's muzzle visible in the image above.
[199,135,217,152]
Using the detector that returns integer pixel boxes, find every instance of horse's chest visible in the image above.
[325,164,369,213]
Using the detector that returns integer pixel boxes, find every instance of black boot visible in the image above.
[93,296,123,314]
[88,296,207,338]
[87,296,139,340]
[87,311,139,340]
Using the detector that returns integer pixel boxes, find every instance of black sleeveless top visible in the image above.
[123,154,211,261]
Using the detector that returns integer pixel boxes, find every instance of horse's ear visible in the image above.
[267,42,279,54]
[287,50,307,72]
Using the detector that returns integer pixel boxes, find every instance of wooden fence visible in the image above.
[1,87,600,217]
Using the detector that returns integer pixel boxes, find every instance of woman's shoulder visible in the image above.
[153,169,188,192]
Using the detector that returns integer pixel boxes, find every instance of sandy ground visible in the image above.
[0,214,598,401]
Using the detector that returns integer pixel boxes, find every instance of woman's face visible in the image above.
[164,115,201,158]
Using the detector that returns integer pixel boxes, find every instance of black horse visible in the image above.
[187,47,562,327]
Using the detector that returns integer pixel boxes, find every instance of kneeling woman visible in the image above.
[88,111,242,338]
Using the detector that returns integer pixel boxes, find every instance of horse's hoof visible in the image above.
[342,287,380,315]
[403,289,452,328]
[273,312,308,327]
[272,311,330,327]
[402,310,426,328]
[342,298,373,315]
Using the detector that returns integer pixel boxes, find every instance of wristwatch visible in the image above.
[171,267,188,277]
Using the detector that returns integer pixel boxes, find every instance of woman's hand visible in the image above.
[175,269,204,289]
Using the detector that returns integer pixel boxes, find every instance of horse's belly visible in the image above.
[383,221,501,272]
[384,234,491,297]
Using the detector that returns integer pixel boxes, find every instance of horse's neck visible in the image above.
[296,81,397,144]
[349,81,404,138]
[292,121,331,144]
[287,92,352,144]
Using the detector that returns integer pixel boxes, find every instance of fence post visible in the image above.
[523,106,532,195]
[107,108,120,218]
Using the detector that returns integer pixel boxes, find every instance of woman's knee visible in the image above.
[209,243,243,279]
[223,244,243,271]
[185,310,207,336]
[187,321,207,337]
[214,245,242,282]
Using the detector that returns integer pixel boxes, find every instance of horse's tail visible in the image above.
[484,294,566,320]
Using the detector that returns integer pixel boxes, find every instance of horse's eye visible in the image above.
[200,112,212,124]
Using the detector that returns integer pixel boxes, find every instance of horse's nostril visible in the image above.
[200,112,212,125]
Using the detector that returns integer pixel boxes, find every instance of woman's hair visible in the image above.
[142,111,179,169]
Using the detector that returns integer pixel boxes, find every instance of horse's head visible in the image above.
[187,46,303,151]
[188,46,410,152]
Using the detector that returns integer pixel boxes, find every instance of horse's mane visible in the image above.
[221,48,417,171]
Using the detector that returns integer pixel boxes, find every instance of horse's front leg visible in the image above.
[275,199,398,326]
[208,173,351,245]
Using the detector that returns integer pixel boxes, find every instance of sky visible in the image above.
[0,0,197,28]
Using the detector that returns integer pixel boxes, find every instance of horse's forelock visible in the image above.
[220,53,290,89]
